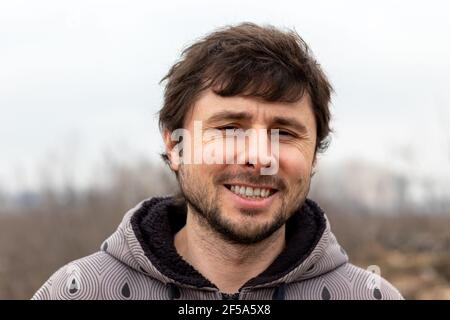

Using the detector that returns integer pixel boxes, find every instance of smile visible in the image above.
[222,183,278,209]
[223,184,278,199]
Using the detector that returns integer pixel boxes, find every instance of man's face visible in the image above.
[164,89,317,244]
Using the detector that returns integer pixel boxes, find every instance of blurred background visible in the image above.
[1,0,449,299]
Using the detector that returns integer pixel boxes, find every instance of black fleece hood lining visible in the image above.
[131,196,326,290]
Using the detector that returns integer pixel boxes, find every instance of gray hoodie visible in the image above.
[32,196,403,300]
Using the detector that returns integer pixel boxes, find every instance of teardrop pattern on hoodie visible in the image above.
[321,286,331,300]
[121,282,131,298]
[272,283,287,300]
[167,283,181,300]
[32,198,405,300]
[102,241,108,252]
[68,278,79,294]
[373,287,382,300]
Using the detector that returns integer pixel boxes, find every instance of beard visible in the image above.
[177,164,311,245]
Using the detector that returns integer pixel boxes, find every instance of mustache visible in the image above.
[215,171,286,191]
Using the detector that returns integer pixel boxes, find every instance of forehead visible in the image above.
[185,89,315,127]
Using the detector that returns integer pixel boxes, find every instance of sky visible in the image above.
[1,0,449,193]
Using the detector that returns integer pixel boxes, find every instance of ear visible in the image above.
[311,154,318,177]
[162,129,181,172]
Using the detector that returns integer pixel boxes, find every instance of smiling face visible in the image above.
[163,89,317,244]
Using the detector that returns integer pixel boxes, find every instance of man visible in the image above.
[33,23,403,300]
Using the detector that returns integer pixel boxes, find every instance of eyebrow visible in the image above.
[206,111,253,123]
[206,110,308,134]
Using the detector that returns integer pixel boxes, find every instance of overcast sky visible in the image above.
[1,0,449,192]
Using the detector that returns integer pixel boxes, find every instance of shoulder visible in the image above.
[31,251,155,300]
[322,262,404,300]
[292,262,404,300]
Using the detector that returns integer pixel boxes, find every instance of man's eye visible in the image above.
[277,130,295,137]
[217,125,239,130]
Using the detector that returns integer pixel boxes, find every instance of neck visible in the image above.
[174,209,286,294]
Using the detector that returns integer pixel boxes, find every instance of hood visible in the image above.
[101,196,349,295]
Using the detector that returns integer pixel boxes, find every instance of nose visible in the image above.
[241,128,279,174]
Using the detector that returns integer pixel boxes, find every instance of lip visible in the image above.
[222,185,278,209]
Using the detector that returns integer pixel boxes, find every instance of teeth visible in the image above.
[228,185,273,198]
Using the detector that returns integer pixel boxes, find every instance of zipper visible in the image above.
[221,292,240,300]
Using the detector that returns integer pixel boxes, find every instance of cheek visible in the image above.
[191,163,224,186]
[279,145,314,178]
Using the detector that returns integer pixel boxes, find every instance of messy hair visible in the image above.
[159,22,333,164]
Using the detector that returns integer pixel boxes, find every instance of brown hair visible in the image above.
[159,22,333,163]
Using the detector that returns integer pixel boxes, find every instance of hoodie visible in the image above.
[32,196,403,300]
